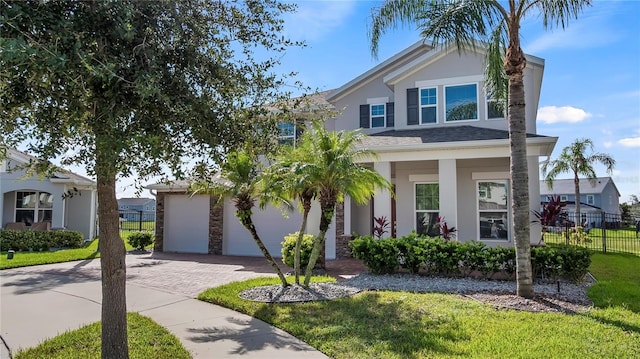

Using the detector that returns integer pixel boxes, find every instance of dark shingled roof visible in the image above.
[361,125,547,147]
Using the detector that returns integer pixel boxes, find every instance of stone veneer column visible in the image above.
[335,201,354,259]
[208,195,224,254]
[153,192,165,252]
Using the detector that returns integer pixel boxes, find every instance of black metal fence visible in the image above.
[118,210,155,232]
[543,211,640,255]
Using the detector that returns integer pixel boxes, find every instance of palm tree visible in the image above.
[299,122,393,286]
[191,149,289,287]
[542,138,615,226]
[260,145,317,285]
[369,0,590,298]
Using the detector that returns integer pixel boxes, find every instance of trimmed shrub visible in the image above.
[396,232,427,274]
[127,232,154,251]
[531,244,592,282]
[0,229,83,251]
[350,235,399,274]
[422,237,461,276]
[281,232,314,268]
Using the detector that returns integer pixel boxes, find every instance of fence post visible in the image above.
[138,210,143,231]
[601,211,607,253]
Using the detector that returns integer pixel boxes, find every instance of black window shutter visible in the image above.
[359,104,370,128]
[386,102,394,127]
[407,88,419,125]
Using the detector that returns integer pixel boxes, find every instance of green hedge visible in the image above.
[0,229,84,252]
[349,234,591,282]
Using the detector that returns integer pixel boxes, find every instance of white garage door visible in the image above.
[163,195,209,253]
[223,199,303,257]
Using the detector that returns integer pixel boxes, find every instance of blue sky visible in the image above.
[112,0,640,201]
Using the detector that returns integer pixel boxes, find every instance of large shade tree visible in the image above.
[542,138,615,225]
[369,0,590,298]
[0,1,299,357]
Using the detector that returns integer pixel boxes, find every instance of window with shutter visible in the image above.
[407,88,419,125]
[386,102,394,127]
[359,104,370,128]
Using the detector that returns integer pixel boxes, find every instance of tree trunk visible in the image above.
[506,21,534,299]
[304,203,334,286]
[96,168,129,358]
[294,198,311,285]
[574,173,581,226]
[239,210,289,287]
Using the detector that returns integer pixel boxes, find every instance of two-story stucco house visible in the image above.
[149,41,558,258]
[1,148,97,240]
[540,177,621,227]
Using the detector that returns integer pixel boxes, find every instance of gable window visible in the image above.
[15,191,52,226]
[370,104,386,128]
[445,83,478,122]
[420,87,437,124]
[478,181,509,241]
[487,95,506,119]
[586,195,594,205]
[415,183,439,237]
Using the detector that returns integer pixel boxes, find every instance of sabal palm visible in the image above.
[298,122,392,286]
[191,149,289,287]
[542,138,615,225]
[370,0,590,298]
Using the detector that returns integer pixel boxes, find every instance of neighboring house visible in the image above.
[540,177,621,227]
[148,40,557,258]
[117,197,156,222]
[1,148,97,240]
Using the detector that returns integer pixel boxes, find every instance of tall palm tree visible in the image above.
[369,0,591,298]
[299,122,393,286]
[542,138,615,226]
[191,149,289,287]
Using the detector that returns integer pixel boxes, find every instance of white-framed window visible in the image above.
[370,104,386,128]
[445,83,478,122]
[15,191,53,226]
[278,122,296,146]
[486,94,506,120]
[478,181,509,241]
[415,183,440,237]
[560,195,568,202]
[586,195,594,205]
[419,87,437,124]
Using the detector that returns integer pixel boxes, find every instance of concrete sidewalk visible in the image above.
[0,256,329,358]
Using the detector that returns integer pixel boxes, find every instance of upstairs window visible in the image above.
[445,83,478,122]
[586,195,594,205]
[420,87,437,124]
[278,122,296,146]
[487,94,506,119]
[370,104,386,128]
[560,195,568,202]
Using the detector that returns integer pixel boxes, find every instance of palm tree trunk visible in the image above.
[304,204,334,286]
[96,163,129,359]
[294,199,311,285]
[574,173,581,226]
[239,210,289,287]
[506,23,534,299]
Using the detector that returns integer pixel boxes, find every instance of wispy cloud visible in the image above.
[523,20,619,54]
[618,137,640,148]
[538,106,591,124]
[283,1,358,41]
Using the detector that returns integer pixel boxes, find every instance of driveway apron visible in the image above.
[0,252,328,358]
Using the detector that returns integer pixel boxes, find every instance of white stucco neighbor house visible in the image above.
[148,40,558,258]
[1,148,97,240]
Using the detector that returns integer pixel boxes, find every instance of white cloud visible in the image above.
[603,141,613,148]
[537,106,592,124]
[618,137,640,148]
[283,1,358,41]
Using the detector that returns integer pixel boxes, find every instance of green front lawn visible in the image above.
[543,227,640,255]
[0,232,151,270]
[199,253,640,358]
[15,313,190,359]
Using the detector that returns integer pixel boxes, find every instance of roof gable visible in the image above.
[3,148,96,187]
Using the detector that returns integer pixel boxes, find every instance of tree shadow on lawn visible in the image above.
[251,292,471,358]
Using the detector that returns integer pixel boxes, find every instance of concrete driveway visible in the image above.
[0,252,330,358]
